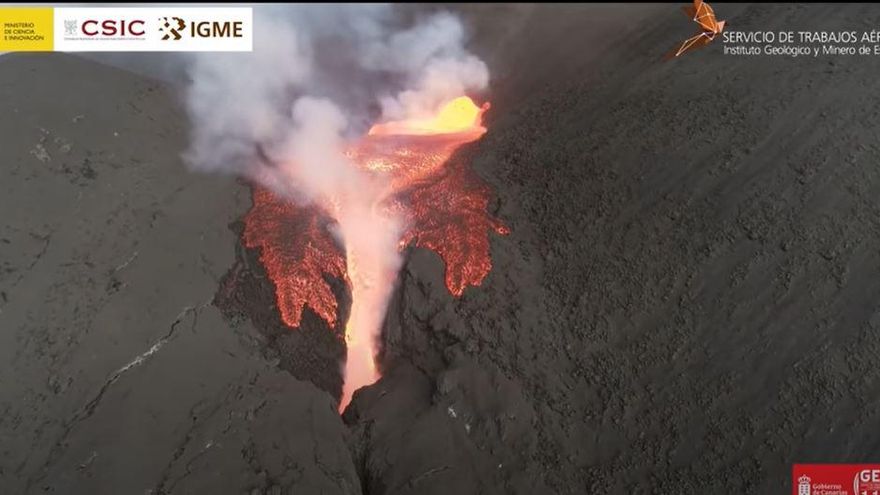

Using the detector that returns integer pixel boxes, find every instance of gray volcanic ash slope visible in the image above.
[348,3,880,493]
[0,53,358,494]
[2,4,880,495]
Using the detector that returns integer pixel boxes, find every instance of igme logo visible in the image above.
[159,16,244,41]
[159,16,185,41]
[192,21,244,38]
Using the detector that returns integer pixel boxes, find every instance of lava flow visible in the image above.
[242,96,508,411]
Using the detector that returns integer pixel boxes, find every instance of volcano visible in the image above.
[239,97,508,410]
[6,5,880,495]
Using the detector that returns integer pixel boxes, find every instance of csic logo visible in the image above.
[159,16,244,41]
[159,16,185,41]
[63,18,146,39]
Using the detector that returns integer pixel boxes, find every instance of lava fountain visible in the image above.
[242,96,508,412]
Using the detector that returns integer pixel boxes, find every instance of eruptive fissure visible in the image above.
[242,97,507,411]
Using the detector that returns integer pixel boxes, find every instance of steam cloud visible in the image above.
[181,5,489,407]
[184,5,489,186]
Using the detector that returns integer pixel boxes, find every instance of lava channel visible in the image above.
[241,96,508,411]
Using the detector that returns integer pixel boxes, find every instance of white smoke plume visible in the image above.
[183,5,489,185]
[181,5,489,408]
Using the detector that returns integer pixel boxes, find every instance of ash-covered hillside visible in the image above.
[2,4,880,495]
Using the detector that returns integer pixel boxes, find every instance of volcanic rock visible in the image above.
[4,4,880,495]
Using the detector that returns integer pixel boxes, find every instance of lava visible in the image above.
[242,96,507,411]
[243,188,347,328]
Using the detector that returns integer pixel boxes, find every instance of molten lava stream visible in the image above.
[334,201,401,411]
[242,96,508,413]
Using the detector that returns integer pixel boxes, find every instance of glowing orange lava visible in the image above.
[242,96,507,412]
[243,188,348,328]
[368,95,487,136]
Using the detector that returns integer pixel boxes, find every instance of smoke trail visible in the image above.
[181,5,488,407]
